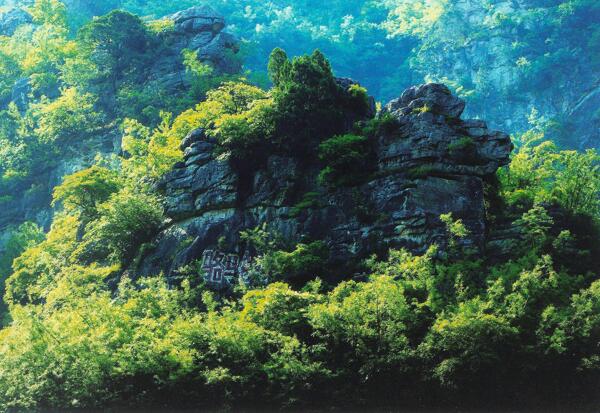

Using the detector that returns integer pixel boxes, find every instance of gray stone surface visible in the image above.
[147,5,240,92]
[139,83,513,281]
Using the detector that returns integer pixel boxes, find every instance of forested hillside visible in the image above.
[7,0,594,147]
[0,1,598,412]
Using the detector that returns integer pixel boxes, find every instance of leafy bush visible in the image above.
[32,87,103,144]
[258,241,330,283]
[81,188,164,262]
[5,214,80,306]
[318,133,375,187]
[269,49,366,153]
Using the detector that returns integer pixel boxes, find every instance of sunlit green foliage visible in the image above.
[257,241,329,284]
[121,113,183,180]
[182,48,214,100]
[5,214,79,306]
[500,132,600,216]
[31,87,102,144]
[52,166,122,220]
[80,188,164,262]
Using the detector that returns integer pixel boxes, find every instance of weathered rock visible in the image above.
[197,32,240,73]
[170,6,225,34]
[568,84,600,149]
[180,128,207,151]
[0,5,242,256]
[139,83,513,286]
[0,7,32,36]
[385,83,466,119]
[147,5,240,91]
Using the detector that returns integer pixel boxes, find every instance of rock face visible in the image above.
[0,7,32,36]
[414,0,600,149]
[148,6,240,91]
[139,83,513,286]
[0,6,241,256]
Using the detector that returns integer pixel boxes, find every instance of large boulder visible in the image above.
[138,83,513,288]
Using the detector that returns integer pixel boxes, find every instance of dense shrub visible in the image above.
[81,188,164,262]
[318,133,375,187]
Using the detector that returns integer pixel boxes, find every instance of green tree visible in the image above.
[52,166,122,220]
[77,10,152,98]
[551,149,600,216]
[418,298,518,395]
[121,113,183,180]
[28,0,68,27]
[81,188,164,262]
[267,47,289,87]
[309,276,413,402]
[318,134,374,187]
[5,215,80,306]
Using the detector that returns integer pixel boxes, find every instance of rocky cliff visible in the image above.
[147,6,240,91]
[139,83,513,287]
[415,0,600,149]
[0,5,240,252]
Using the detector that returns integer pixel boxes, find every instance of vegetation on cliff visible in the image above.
[0,1,599,412]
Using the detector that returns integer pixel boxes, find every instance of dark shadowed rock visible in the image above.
[138,83,513,285]
[170,6,225,34]
[386,83,466,118]
[180,128,207,150]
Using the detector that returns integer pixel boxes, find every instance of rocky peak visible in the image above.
[169,6,226,34]
[139,83,513,287]
[386,83,466,119]
[380,83,512,177]
[149,5,240,89]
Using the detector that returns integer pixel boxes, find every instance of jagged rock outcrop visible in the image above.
[139,83,513,285]
[148,6,240,92]
[0,7,32,36]
[0,5,241,255]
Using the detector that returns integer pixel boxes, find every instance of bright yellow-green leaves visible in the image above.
[382,0,448,38]
[5,214,79,306]
[500,129,600,217]
[52,166,123,219]
[121,113,183,180]
[32,87,102,143]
